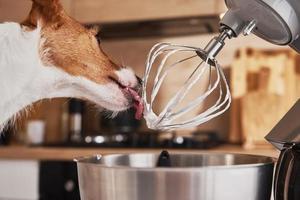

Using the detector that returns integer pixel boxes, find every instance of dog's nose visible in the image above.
[134,76,143,94]
[136,75,143,86]
[114,68,141,89]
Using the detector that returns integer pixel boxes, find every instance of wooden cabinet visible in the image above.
[0,0,72,22]
[0,0,32,22]
[72,0,226,23]
[0,0,226,23]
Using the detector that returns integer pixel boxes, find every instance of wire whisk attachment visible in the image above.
[142,28,234,130]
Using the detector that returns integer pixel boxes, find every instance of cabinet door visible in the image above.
[0,160,39,200]
[39,161,80,200]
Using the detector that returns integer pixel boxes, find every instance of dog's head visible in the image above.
[22,0,143,115]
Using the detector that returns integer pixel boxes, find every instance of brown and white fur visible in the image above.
[0,0,141,131]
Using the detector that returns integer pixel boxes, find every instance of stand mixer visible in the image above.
[142,0,300,131]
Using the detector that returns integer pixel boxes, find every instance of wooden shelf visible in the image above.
[0,145,279,161]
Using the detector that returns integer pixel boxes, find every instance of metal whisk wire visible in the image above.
[142,41,231,131]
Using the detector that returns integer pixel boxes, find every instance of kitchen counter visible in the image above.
[0,145,279,161]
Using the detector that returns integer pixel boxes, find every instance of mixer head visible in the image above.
[204,0,300,60]
[222,0,300,53]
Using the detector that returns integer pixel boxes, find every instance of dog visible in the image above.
[0,0,143,131]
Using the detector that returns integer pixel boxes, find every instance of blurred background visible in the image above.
[0,0,299,199]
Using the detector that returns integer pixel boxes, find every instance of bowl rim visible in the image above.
[74,152,276,171]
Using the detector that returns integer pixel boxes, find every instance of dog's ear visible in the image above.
[22,0,64,28]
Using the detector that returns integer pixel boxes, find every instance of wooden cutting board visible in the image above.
[229,48,299,148]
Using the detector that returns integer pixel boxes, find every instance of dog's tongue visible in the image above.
[126,87,144,120]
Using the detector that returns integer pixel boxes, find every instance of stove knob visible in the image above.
[65,180,75,192]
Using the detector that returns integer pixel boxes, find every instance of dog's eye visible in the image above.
[108,75,125,88]
[96,35,101,44]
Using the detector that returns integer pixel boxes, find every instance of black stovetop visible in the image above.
[41,131,223,149]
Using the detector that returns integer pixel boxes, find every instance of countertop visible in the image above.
[0,145,280,161]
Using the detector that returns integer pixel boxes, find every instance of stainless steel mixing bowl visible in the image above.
[75,152,275,200]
